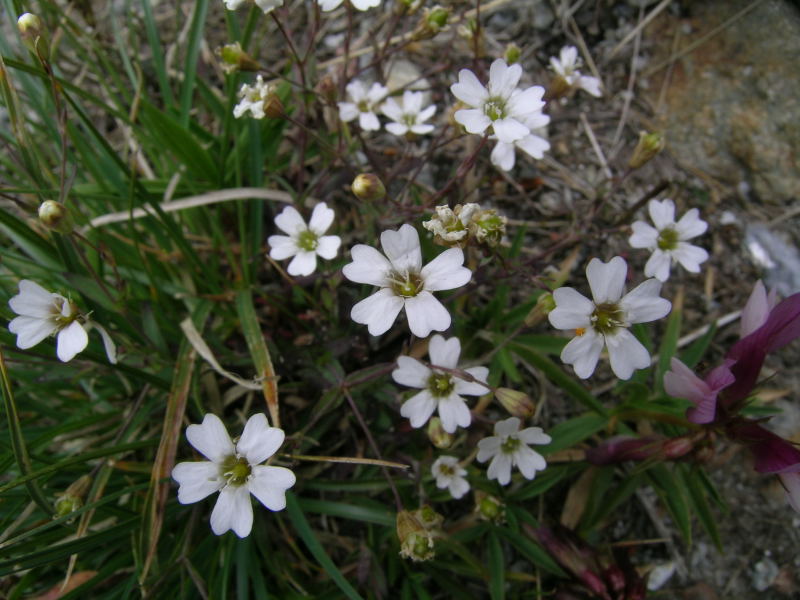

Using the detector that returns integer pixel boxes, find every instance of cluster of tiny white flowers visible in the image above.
[338,83,437,137]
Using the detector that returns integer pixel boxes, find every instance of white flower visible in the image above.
[172,413,295,538]
[550,46,602,97]
[477,417,550,486]
[450,58,546,143]
[318,0,380,11]
[338,80,388,131]
[489,112,551,171]
[431,456,470,499]
[393,334,489,433]
[224,0,284,14]
[268,203,341,276]
[628,199,709,282]
[548,257,672,380]
[342,224,471,337]
[7,279,117,363]
[233,75,274,119]
[381,91,436,136]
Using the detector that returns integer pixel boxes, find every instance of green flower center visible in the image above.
[483,97,506,121]
[657,227,679,251]
[357,100,370,112]
[51,298,78,327]
[389,270,424,298]
[427,372,455,397]
[438,463,455,476]
[297,229,319,252]
[591,302,626,335]
[402,113,417,126]
[220,455,252,487]
[501,437,520,454]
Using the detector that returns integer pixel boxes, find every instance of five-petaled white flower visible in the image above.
[549,46,602,98]
[393,334,489,433]
[450,58,546,143]
[317,0,380,11]
[268,203,341,276]
[548,257,672,380]
[172,413,296,538]
[342,224,471,337]
[381,91,436,136]
[490,113,551,171]
[338,80,389,131]
[224,0,284,14]
[233,75,275,119]
[431,455,470,499]
[8,279,116,363]
[477,417,551,486]
[628,199,709,282]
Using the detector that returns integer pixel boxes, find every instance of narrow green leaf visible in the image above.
[297,498,395,527]
[647,464,691,543]
[655,289,682,393]
[178,0,210,127]
[539,413,607,455]
[488,531,505,600]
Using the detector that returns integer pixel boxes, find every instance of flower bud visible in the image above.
[495,387,535,419]
[17,13,42,36]
[38,200,74,234]
[263,93,285,119]
[351,173,386,202]
[396,509,438,562]
[316,75,338,105]
[504,43,521,65]
[627,131,665,169]
[18,13,49,58]
[474,490,505,523]
[54,475,91,519]
[470,208,506,247]
[427,417,454,449]
[412,6,450,41]
[524,292,556,327]
[662,436,694,459]
[218,42,261,73]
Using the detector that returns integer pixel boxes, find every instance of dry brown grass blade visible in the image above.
[560,465,597,529]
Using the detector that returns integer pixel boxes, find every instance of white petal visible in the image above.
[420,248,471,291]
[287,251,317,276]
[345,80,366,102]
[450,69,488,107]
[386,122,409,136]
[561,330,604,379]
[487,453,513,485]
[514,446,547,478]
[437,395,471,433]
[392,356,431,389]
[186,414,235,463]
[549,288,593,330]
[494,417,521,437]
[366,83,388,104]
[492,118,529,143]
[488,59,521,98]
[338,102,359,122]
[644,250,672,282]
[255,0,283,12]
[172,461,224,504]
[507,86,545,117]
[675,209,707,240]
[518,427,552,446]
[309,202,334,234]
[403,90,423,113]
[56,321,89,362]
[578,75,602,97]
[672,243,709,273]
[236,414,284,465]
[516,134,549,160]
[381,98,404,122]
[648,199,675,230]
[210,485,253,537]
[404,292,451,338]
[454,366,490,396]
[449,477,470,499]
[93,322,117,364]
[454,109,491,134]
[477,436,501,462]
[381,224,423,273]
[621,279,671,323]
[400,390,437,428]
[342,244,392,286]
[268,235,298,260]
[586,256,627,303]
[318,0,342,9]
[629,221,658,249]
[248,465,296,510]
[606,329,650,380]
[417,104,436,122]
[351,0,380,9]
[490,142,515,171]
[274,206,307,235]
[410,124,435,135]
[9,280,56,317]
[351,288,404,336]
[316,236,341,260]
[358,111,380,131]
[8,315,57,349]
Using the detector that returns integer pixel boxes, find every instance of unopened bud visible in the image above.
[504,43,521,65]
[495,388,535,419]
[18,13,49,58]
[54,475,91,519]
[470,209,506,247]
[17,13,42,36]
[412,6,450,41]
[263,94,285,119]
[351,173,386,201]
[218,42,261,73]
[427,417,454,449]
[316,75,337,105]
[475,490,505,523]
[628,131,665,169]
[38,200,74,234]
[395,0,423,15]
[524,292,556,327]
[662,436,694,459]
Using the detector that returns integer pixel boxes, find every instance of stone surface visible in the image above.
[643,0,800,202]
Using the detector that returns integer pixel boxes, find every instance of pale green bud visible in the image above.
[628,131,665,169]
[351,173,386,201]
[504,43,521,65]
[427,417,455,449]
[218,42,261,73]
[38,200,74,234]
[495,387,536,419]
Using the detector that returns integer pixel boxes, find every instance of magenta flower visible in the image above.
[663,358,734,424]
